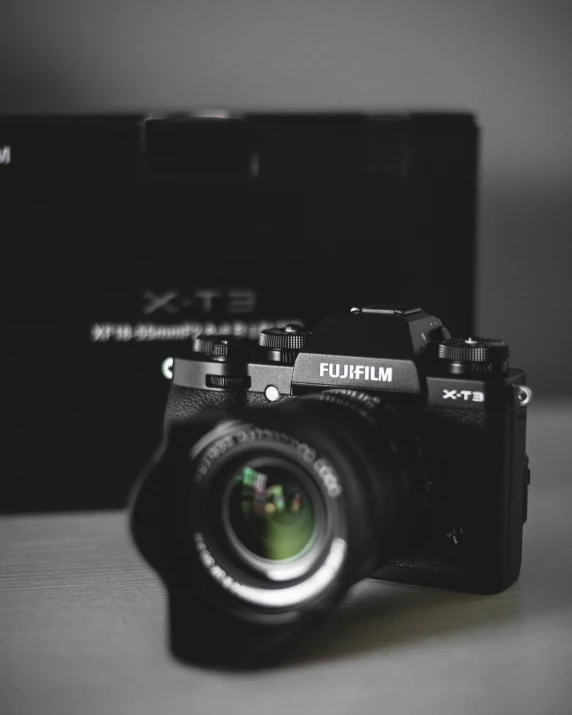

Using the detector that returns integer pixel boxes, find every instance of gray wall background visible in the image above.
[2,0,571,395]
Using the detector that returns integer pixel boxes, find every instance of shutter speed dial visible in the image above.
[437,337,509,376]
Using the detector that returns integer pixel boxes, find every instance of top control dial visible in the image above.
[259,324,309,364]
[192,334,248,359]
[192,334,227,354]
[437,337,509,376]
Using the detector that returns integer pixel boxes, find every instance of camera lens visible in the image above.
[131,388,419,668]
[181,390,416,604]
[224,460,317,563]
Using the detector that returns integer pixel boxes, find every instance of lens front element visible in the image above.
[227,462,317,562]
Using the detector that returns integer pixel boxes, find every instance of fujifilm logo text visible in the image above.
[320,362,393,382]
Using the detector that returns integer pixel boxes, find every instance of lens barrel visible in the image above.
[130,389,417,668]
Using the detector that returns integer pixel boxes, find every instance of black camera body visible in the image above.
[131,305,531,667]
[165,305,530,593]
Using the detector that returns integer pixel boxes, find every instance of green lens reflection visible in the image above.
[228,464,316,561]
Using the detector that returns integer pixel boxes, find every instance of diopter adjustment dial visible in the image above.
[437,337,510,376]
[259,324,309,364]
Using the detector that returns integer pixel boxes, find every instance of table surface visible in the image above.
[2,399,572,715]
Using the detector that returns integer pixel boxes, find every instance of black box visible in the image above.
[0,111,478,513]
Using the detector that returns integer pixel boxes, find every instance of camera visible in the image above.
[130,305,531,668]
